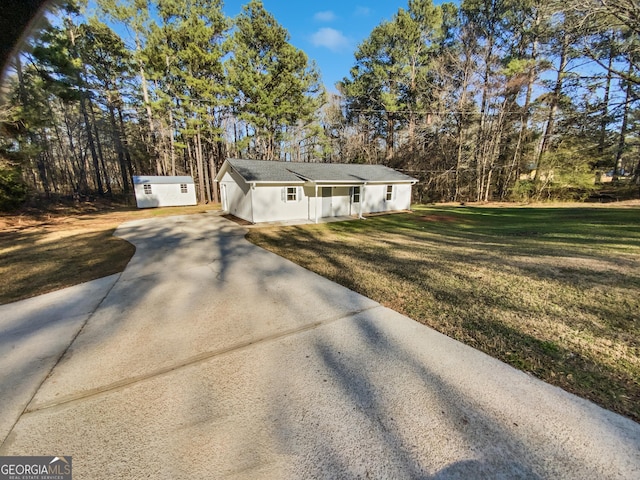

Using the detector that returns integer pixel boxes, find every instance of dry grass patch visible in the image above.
[0,202,220,304]
[247,206,640,422]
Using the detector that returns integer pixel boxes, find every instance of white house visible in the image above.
[132,176,197,208]
[215,159,418,224]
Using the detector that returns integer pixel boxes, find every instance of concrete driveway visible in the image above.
[1,212,639,479]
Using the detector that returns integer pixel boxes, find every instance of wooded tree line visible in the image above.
[0,0,638,208]
[337,0,639,202]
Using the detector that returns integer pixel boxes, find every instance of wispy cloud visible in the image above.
[354,6,371,17]
[310,28,350,52]
[314,10,337,22]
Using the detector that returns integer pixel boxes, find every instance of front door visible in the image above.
[321,187,332,217]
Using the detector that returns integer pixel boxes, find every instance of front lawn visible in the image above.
[246,205,640,422]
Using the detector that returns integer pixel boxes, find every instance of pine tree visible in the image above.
[226,0,323,161]
[341,0,446,163]
[142,0,229,201]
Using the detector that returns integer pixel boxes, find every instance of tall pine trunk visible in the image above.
[534,33,568,187]
[614,61,633,180]
[67,17,103,194]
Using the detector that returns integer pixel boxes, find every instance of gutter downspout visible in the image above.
[314,183,319,224]
[250,183,255,224]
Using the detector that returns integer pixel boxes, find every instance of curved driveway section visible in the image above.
[1,212,639,479]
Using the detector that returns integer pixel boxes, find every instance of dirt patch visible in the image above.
[418,214,463,223]
[222,214,253,226]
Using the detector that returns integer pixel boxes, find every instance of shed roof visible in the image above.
[133,176,195,185]
[221,159,416,184]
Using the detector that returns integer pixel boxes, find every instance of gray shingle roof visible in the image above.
[226,159,304,183]
[133,176,194,184]
[287,162,416,182]
[225,158,416,184]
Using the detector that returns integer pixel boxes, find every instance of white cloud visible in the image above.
[310,28,350,52]
[354,6,371,17]
[314,10,337,22]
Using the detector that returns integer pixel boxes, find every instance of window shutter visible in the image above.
[298,187,302,202]
[281,187,286,202]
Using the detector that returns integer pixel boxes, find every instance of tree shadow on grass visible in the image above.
[0,229,135,304]
[246,217,640,423]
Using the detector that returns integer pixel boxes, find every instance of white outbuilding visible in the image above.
[132,176,197,208]
[215,159,418,224]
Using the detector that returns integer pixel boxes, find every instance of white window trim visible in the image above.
[285,186,298,202]
[385,185,393,201]
[352,186,361,203]
[143,184,152,195]
[180,183,188,193]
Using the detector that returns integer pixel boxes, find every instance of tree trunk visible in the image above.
[67,18,103,194]
[194,133,206,203]
[503,21,539,200]
[89,99,111,195]
[108,104,129,194]
[60,101,87,193]
[534,32,568,185]
[614,62,633,180]
[599,41,614,155]
[116,107,134,180]
[168,108,176,175]
[475,35,495,201]
[211,141,223,203]
[16,56,51,197]
[385,112,394,163]
[79,93,103,194]
[137,31,162,175]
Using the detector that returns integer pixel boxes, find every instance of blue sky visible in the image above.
[221,1,442,93]
[80,0,450,94]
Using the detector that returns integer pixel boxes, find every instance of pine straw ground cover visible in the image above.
[0,202,220,304]
[246,205,640,422]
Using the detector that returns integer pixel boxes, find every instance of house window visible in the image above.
[180,183,188,193]
[352,186,360,203]
[386,185,393,201]
[286,187,297,202]
[143,184,152,195]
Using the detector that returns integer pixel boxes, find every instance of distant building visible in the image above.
[132,176,197,208]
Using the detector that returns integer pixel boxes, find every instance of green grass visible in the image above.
[246,205,640,422]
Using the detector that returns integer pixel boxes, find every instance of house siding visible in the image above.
[220,171,253,222]
[252,185,308,223]
[362,183,412,214]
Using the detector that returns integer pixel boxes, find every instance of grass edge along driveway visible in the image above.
[246,205,640,423]
[0,203,220,304]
